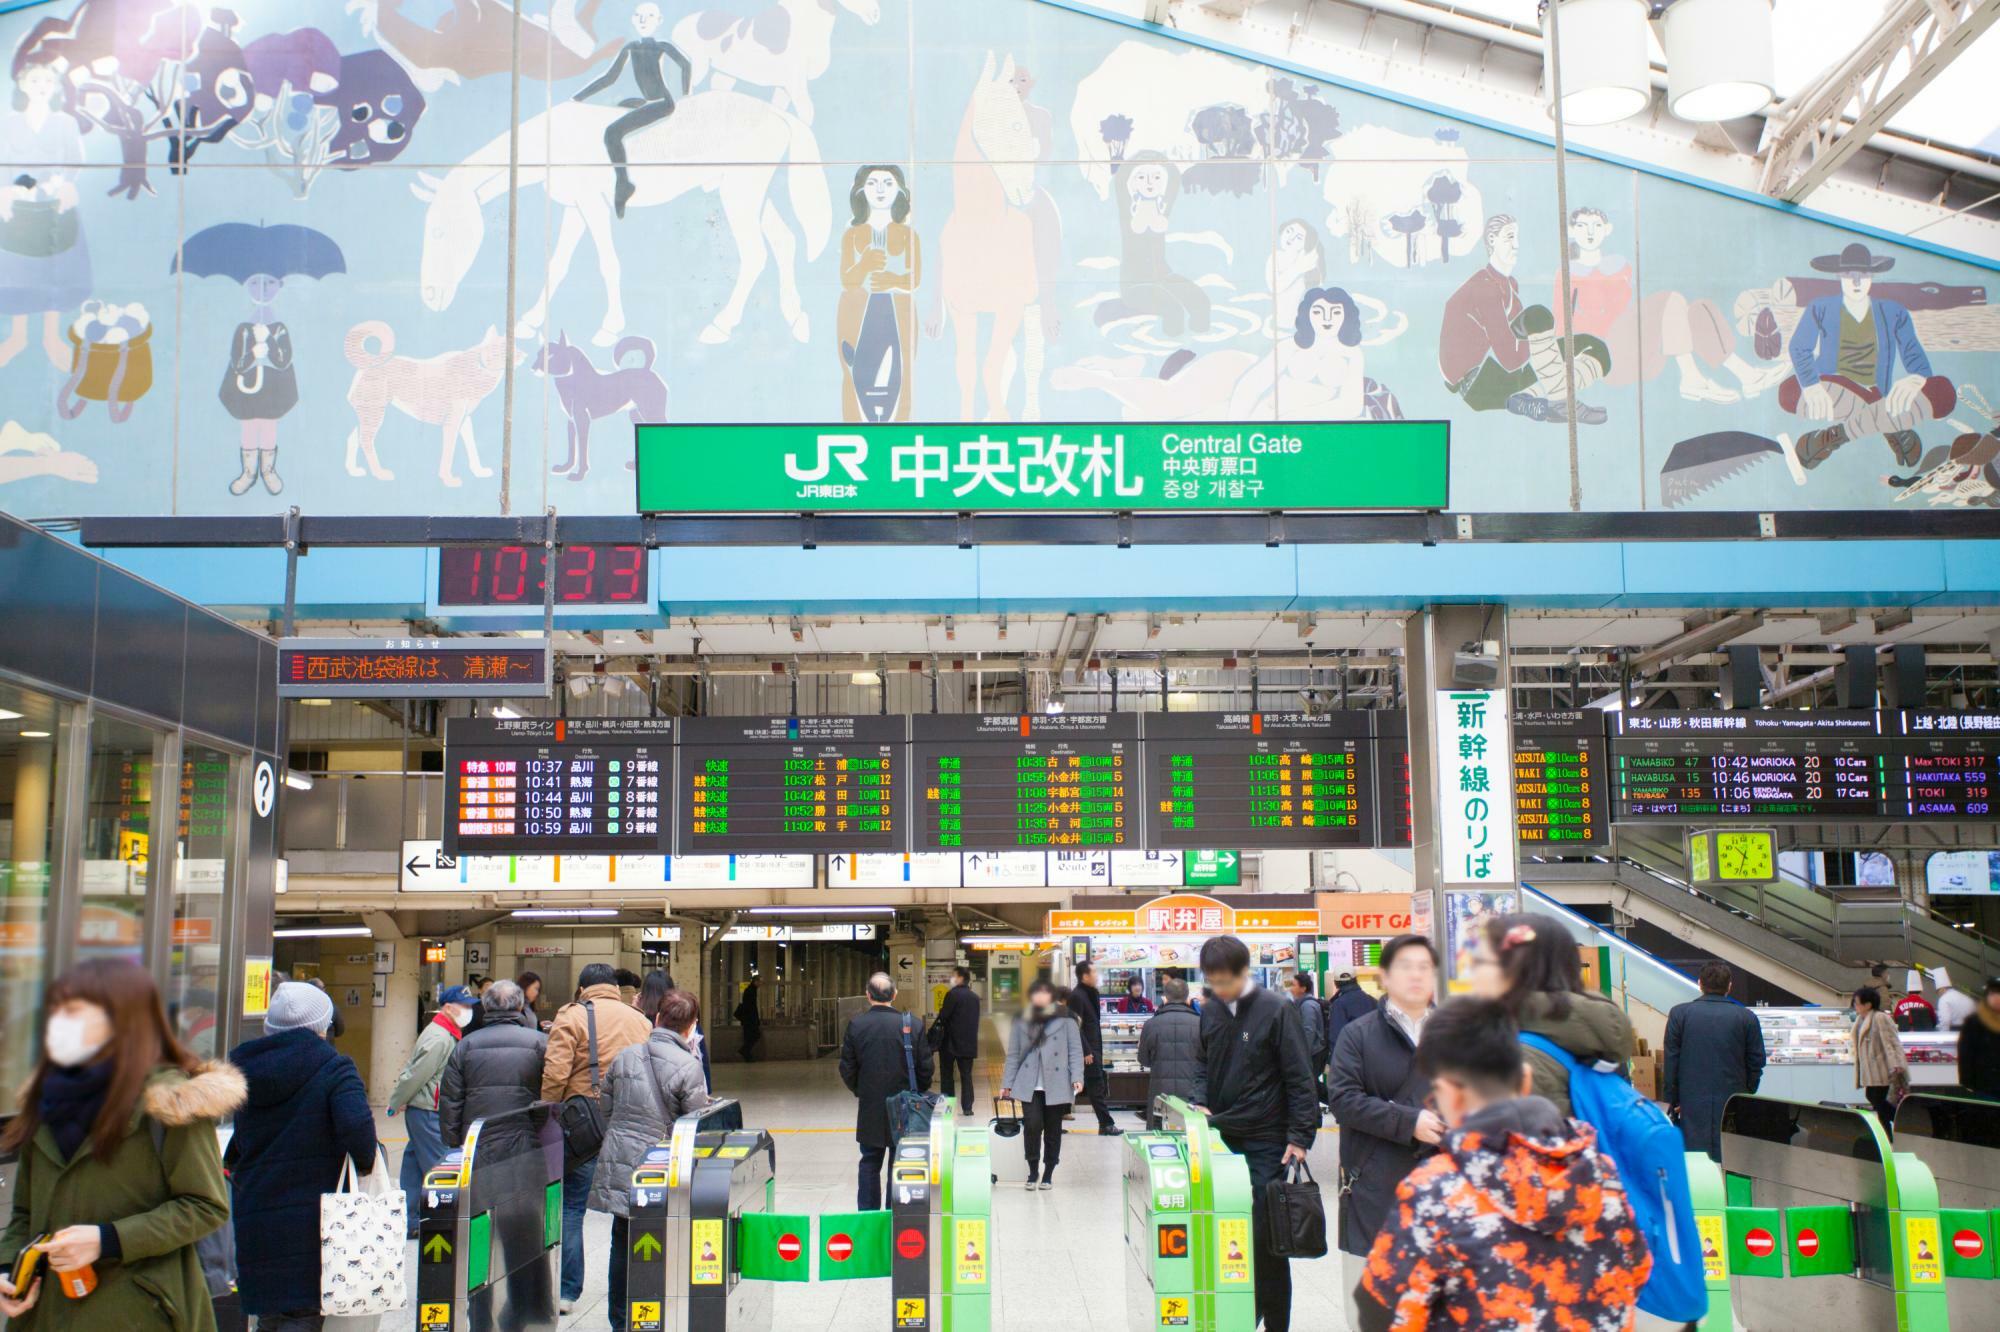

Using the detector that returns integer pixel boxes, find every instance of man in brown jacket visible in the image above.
[542,962,652,1312]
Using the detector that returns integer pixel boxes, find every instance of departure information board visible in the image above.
[1513,710,1610,851]
[1142,713,1372,849]
[1374,715,1413,847]
[1611,712,1887,822]
[1886,711,1999,818]
[675,716,906,853]
[913,714,1137,852]
[442,718,674,855]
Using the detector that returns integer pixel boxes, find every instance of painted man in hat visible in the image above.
[1779,241,1956,481]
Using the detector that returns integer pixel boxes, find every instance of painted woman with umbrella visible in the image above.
[174,222,344,496]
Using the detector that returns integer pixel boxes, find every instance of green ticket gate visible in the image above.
[624,1099,749,1332]
[1719,1094,1949,1332]
[1123,1096,1254,1332]
[1895,1092,2000,1331]
[1685,1152,1735,1332]
[414,1104,565,1332]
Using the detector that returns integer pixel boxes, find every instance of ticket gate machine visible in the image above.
[885,1101,992,1332]
[1895,1092,2000,1332]
[1123,1096,1255,1332]
[415,1104,565,1332]
[624,1099,754,1332]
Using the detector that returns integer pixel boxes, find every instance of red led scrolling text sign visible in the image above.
[283,649,543,684]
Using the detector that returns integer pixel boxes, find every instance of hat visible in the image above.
[265,981,336,1036]
[1334,969,1356,983]
[438,985,477,1007]
[1810,242,1895,275]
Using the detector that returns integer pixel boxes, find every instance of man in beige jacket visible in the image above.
[542,963,652,1311]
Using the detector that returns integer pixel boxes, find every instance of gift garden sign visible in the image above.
[634,421,1448,513]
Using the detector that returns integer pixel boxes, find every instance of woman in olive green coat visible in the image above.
[0,959,245,1332]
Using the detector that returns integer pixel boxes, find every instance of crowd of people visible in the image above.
[2,934,1995,1332]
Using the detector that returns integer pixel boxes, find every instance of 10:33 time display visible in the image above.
[437,544,649,607]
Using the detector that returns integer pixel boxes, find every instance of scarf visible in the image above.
[40,1058,117,1161]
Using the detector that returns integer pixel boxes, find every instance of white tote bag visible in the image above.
[320,1150,408,1317]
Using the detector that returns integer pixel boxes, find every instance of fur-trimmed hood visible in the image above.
[143,1059,248,1126]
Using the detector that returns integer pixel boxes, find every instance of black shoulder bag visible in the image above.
[1267,1159,1329,1258]
[558,1000,609,1163]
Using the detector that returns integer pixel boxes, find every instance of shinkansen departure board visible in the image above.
[442,718,674,855]
[1884,711,1999,818]
[675,716,906,853]
[913,714,1137,852]
[1142,712,1373,849]
[1512,710,1610,851]
[1611,711,1890,822]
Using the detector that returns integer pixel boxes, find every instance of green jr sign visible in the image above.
[634,421,1448,513]
[1184,850,1241,888]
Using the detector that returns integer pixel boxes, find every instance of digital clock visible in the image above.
[437,544,649,607]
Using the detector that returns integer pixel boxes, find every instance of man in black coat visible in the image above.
[1138,976,1202,1127]
[932,967,983,1114]
[1664,961,1767,1160]
[1192,936,1319,1332]
[838,972,934,1209]
[1068,962,1122,1135]
[440,978,549,1152]
[1324,968,1376,1068]
[1327,934,1442,1317]
[735,978,763,1062]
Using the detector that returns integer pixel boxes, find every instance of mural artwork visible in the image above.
[0,0,1992,519]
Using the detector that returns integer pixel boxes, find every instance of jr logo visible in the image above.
[784,433,869,482]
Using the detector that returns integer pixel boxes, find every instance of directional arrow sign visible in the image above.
[423,1234,453,1262]
[406,855,425,878]
[633,1232,662,1260]
[1184,850,1242,888]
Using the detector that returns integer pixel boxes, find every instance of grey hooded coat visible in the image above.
[587,1028,711,1217]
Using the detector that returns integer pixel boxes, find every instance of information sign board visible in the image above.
[913,714,1137,853]
[675,716,906,854]
[442,718,673,855]
[1141,712,1372,850]
[279,637,549,698]
[1511,710,1609,852]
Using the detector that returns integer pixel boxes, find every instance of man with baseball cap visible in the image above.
[388,985,477,1236]
[1779,241,1957,483]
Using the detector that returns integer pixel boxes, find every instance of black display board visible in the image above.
[675,715,906,854]
[912,714,1138,852]
[1512,709,1611,852]
[1882,711,1998,818]
[1372,713,1413,848]
[1611,711,1887,822]
[1141,712,1373,849]
[442,717,673,855]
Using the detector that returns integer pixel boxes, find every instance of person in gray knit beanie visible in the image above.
[265,979,337,1036]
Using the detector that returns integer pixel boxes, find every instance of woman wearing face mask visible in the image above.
[0,959,245,1331]
[998,980,1085,1191]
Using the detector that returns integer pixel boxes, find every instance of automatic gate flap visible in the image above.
[817,1210,892,1281]
[1782,1204,1854,1277]
[739,1212,813,1282]
[1939,1208,1996,1280]
[1725,1206,1785,1279]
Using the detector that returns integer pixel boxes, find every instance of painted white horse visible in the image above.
[413,92,831,346]
[672,0,880,125]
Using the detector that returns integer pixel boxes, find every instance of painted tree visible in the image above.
[1387,210,1428,269]
[1425,175,1464,263]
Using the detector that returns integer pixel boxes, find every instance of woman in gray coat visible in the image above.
[589,991,710,1332]
[999,980,1085,1190]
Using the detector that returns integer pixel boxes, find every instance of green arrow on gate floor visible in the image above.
[423,1234,453,1263]
[633,1231,662,1260]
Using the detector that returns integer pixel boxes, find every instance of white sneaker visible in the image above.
[559,1299,575,1314]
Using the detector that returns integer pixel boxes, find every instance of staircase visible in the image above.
[1526,829,2000,1007]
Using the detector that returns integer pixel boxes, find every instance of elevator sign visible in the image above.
[634,421,1449,513]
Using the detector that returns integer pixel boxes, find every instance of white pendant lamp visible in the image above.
[1663,0,1777,121]
[1542,0,1654,126]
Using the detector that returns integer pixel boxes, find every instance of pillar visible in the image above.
[11,739,52,868]
[1404,606,1516,992]
[364,912,421,1108]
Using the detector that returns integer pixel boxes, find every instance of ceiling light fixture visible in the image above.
[1542,0,1652,126]
[273,925,374,938]
[745,906,896,916]
[19,729,51,739]
[510,908,619,918]
[284,770,314,791]
[1663,0,1776,122]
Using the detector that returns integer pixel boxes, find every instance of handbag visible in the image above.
[58,326,153,424]
[1265,1159,1329,1259]
[886,1011,943,1143]
[320,1150,407,1317]
[557,1001,610,1163]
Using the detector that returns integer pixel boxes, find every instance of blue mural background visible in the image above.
[0,0,1994,519]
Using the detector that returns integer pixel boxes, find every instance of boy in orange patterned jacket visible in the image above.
[1355,998,1651,1332]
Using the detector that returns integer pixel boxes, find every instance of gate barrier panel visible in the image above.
[415,1103,565,1332]
[1720,1094,1948,1332]
[1685,1151,1735,1332]
[1895,1091,2000,1332]
[1123,1096,1254,1332]
[626,1099,749,1332]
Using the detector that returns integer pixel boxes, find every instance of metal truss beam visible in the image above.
[1756,0,2000,202]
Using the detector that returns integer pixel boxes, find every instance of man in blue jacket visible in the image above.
[1779,241,1956,482]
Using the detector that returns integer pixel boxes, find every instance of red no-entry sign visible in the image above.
[777,1234,802,1263]
[1745,1229,1776,1257]
[896,1228,926,1260]
[1796,1229,1820,1258]
[827,1233,853,1262]
[1954,1229,1985,1259]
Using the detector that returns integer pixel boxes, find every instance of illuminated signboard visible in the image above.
[674,716,907,854]
[436,544,650,607]
[913,713,1137,853]
[634,421,1449,513]
[1141,712,1372,850]
[442,717,673,855]
[277,638,550,698]
[1890,711,2000,819]
[1512,710,1610,853]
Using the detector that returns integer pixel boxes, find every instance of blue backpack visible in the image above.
[1520,1032,1707,1323]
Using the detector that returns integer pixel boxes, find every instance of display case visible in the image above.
[1100,1011,1149,1108]
[1752,1006,1962,1103]
[1900,1030,1961,1087]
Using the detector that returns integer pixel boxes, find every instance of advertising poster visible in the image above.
[1698,1215,1727,1282]
[1444,890,1517,993]
[1926,849,2000,895]
[1907,1216,1944,1284]
[1217,1218,1252,1285]
[691,1219,724,1286]
[954,1219,987,1286]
